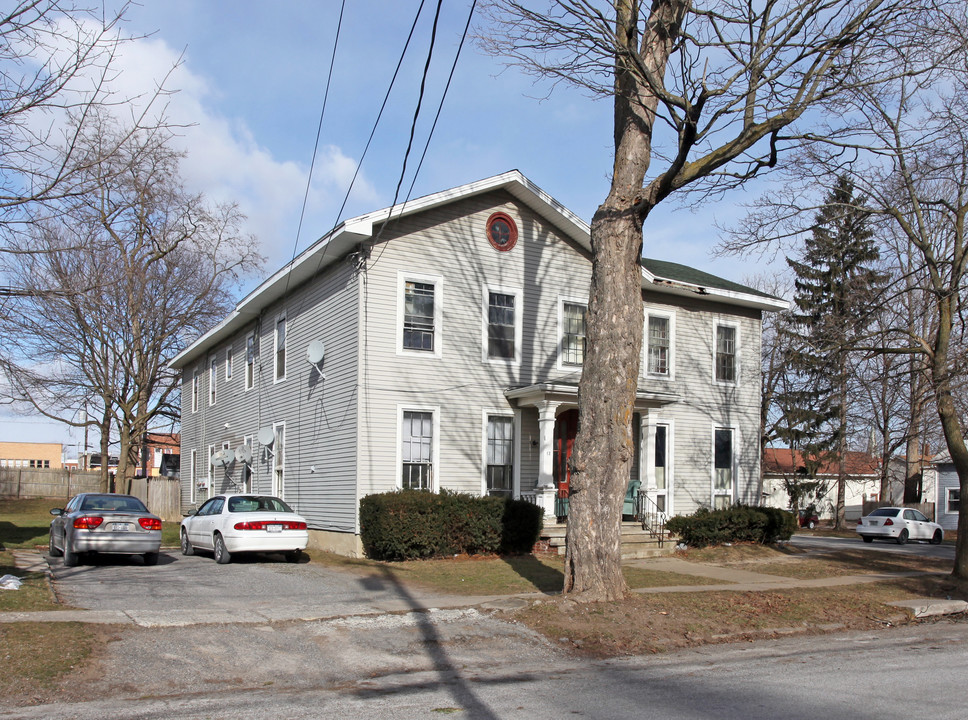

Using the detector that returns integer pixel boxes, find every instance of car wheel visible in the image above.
[897,529,909,545]
[48,533,63,558]
[862,536,873,543]
[63,541,80,567]
[143,552,159,566]
[285,550,301,563]
[931,529,943,545]
[808,520,816,529]
[213,533,231,564]
[180,529,194,556]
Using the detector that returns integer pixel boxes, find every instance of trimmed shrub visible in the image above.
[359,489,544,561]
[666,504,797,548]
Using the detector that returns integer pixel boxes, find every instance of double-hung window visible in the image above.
[646,314,672,376]
[191,370,199,413]
[274,316,286,381]
[209,356,217,406]
[399,273,442,356]
[713,427,734,509]
[483,286,521,363]
[272,423,285,497]
[245,333,256,390]
[715,323,737,383]
[560,300,587,367]
[225,348,233,380]
[948,488,961,514]
[401,410,434,490]
[485,415,514,497]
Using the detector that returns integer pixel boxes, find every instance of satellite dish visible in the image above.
[211,448,227,466]
[222,448,236,465]
[236,445,252,465]
[257,427,275,446]
[307,340,325,365]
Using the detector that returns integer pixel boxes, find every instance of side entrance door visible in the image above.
[553,409,579,515]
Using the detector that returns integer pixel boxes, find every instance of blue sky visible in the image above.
[1,1,775,450]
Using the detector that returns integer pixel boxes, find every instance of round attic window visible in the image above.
[486,212,518,252]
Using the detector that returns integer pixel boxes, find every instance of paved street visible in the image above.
[789,532,956,560]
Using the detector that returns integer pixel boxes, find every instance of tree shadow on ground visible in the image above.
[501,554,563,593]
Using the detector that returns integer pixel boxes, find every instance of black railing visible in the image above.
[635,491,667,545]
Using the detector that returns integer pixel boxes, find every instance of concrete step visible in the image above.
[539,521,676,559]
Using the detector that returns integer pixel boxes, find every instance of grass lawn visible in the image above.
[0,622,97,699]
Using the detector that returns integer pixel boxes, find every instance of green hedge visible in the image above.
[665,505,797,548]
[359,489,544,561]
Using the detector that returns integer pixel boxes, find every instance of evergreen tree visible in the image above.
[779,175,886,526]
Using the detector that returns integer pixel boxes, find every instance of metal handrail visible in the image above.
[635,491,668,545]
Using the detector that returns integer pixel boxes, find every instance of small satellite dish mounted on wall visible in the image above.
[307,340,326,378]
[236,445,252,465]
[211,448,235,467]
[257,426,275,459]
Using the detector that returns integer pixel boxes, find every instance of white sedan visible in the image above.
[856,506,944,545]
[180,494,309,564]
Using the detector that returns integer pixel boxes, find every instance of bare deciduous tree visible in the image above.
[482,0,957,600]
[0,116,263,488]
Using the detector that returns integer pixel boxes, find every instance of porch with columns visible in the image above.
[504,382,678,523]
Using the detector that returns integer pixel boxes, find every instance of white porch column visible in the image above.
[535,401,560,520]
[643,413,656,492]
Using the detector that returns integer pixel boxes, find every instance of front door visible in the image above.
[554,409,579,501]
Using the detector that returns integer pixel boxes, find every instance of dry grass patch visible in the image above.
[0,622,97,700]
[0,498,55,551]
[0,558,61,612]
[679,543,807,565]
[728,550,951,580]
[513,577,966,658]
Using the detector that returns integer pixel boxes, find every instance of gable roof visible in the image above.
[764,448,880,477]
[171,171,785,369]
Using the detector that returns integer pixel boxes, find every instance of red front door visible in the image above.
[553,409,579,498]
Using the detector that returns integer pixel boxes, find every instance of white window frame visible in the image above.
[481,409,520,498]
[713,319,740,385]
[644,308,676,380]
[206,444,215,500]
[191,369,199,413]
[481,284,523,365]
[711,425,736,508]
[272,422,285,497]
[242,434,253,493]
[245,332,256,391]
[397,271,443,358]
[274,314,287,383]
[225,347,233,381]
[209,355,218,406]
[557,295,589,371]
[397,405,440,491]
[947,487,961,514]
[189,449,197,504]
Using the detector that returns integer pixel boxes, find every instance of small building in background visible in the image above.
[139,433,181,478]
[0,441,63,470]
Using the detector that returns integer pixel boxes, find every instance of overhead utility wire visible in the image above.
[368,0,477,270]
[281,0,347,300]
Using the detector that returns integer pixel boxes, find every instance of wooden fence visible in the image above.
[1,467,182,521]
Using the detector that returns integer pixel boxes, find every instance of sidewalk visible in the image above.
[2,549,964,626]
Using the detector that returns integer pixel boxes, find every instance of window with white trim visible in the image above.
[401,410,434,490]
[209,356,217,406]
[654,424,669,512]
[713,427,733,509]
[483,285,522,363]
[715,323,737,383]
[485,415,514,497]
[646,313,672,376]
[274,316,286,381]
[190,449,197,504]
[191,370,199,413]
[560,300,587,367]
[207,445,215,499]
[947,487,961,514]
[225,348,233,380]
[242,435,253,493]
[398,273,443,357]
[245,333,256,390]
[273,423,285,497]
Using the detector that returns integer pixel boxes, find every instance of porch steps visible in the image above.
[540,521,677,559]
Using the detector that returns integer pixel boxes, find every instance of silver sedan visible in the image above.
[856,506,944,545]
[49,493,163,567]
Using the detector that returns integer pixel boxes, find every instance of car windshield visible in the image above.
[869,508,900,518]
[227,496,294,513]
[79,495,148,513]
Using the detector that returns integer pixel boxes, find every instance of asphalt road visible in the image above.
[5,618,967,719]
[789,532,956,560]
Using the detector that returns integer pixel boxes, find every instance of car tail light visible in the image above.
[138,517,162,531]
[234,520,307,531]
[73,516,104,529]
[884,518,894,526]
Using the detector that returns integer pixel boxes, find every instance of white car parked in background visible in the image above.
[180,494,309,564]
[856,507,944,545]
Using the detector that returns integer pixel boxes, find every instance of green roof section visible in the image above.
[641,257,776,300]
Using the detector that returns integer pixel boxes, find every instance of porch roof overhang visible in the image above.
[504,382,679,410]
